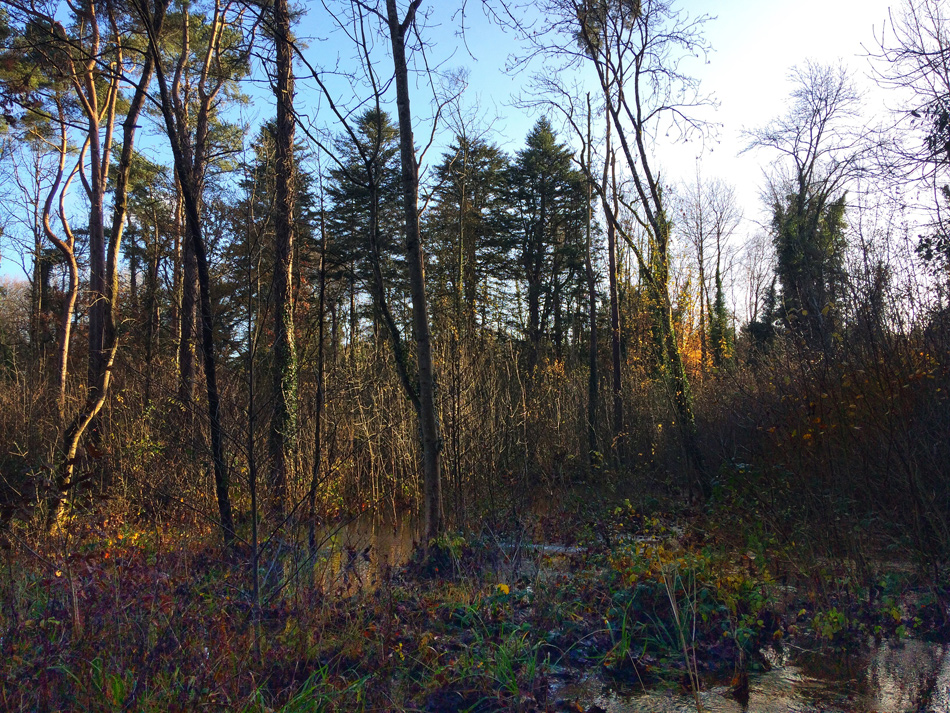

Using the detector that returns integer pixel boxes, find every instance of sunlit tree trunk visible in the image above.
[584,98,598,464]
[386,0,443,540]
[270,0,299,518]
[135,0,235,546]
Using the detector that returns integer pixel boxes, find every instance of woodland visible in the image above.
[0,0,948,711]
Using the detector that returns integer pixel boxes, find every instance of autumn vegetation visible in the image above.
[0,0,948,710]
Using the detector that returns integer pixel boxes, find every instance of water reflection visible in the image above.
[310,510,419,594]
[301,515,950,711]
[556,640,950,713]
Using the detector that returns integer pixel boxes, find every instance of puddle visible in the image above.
[310,517,582,594]
[301,515,950,712]
[554,639,950,712]
[309,510,420,593]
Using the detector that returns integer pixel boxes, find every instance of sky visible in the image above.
[0,0,907,283]
[283,0,908,322]
[657,0,896,219]
[394,0,900,228]
[283,0,906,272]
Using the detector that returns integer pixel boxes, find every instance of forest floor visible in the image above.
[1,490,948,712]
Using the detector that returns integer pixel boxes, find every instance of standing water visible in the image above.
[310,509,419,594]
[305,511,949,712]
[555,639,950,712]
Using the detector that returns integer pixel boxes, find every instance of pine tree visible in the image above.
[427,135,511,330]
[508,118,588,367]
[324,108,404,335]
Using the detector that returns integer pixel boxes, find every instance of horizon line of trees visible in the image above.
[0,0,947,568]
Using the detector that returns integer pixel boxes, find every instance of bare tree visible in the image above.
[746,62,865,354]
[498,0,716,493]
[285,0,447,539]
[0,128,59,359]
[676,172,741,372]
[384,0,443,540]
[871,0,950,269]
[739,229,775,330]
[133,0,237,546]
[582,94,599,464]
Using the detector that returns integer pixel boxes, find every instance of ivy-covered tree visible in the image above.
[749,62,862,354]
[771,188,848,352]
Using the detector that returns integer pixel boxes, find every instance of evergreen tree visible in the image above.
[508,118,588,366]
[323,108,404,337]
[427,135,511,330]
[708,267,733,367]
[744,277,779,362]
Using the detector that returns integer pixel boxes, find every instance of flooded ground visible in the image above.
[309,509,420,593]
[305,511,949,712]
[554,639,950,712]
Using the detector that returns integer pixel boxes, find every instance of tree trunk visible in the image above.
[49,0,165,520]
[308,209,328,555]
[697,236,708,380]
[82,3,121,417]
[106,34,160,364]
[659,303,709,499]
[178,226,197,404]
[30,230,42,354]
[269,0,298,518]
[41,103,80,420]
[48,335,119,532]
[137,0,235,546]
[584,193,598,462]
[603,138,624,464]
[386,0,443,541]
[171,184,183,347]
[584,96,598,465]
[145,219,160,407]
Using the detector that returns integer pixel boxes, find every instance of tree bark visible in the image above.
[584,96,598,465]
[178,223,197,404]
[135,0,235,546]
[386,0,443,541]
[602,131,624,465]
[44,0,166,522]
[269,0,298,518]
[308,209,328,555]
[41,101,82,420]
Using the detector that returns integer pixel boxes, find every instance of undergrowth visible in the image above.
[1,492,946,713]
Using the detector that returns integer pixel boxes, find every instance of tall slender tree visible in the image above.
[385,0,443,540]
[571,0,714,495]
[133,0,244,546]
[1,0,170,526]
[677,174,740,371]
[269,0,298,518]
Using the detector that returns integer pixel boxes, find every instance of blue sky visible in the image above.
[0,0,904,282]
[289,0,899,239]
